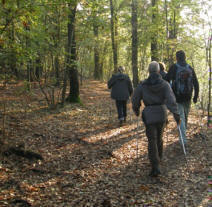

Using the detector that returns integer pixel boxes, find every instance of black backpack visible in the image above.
[173,63,193,97]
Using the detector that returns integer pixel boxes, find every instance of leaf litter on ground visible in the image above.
[0,80,211,207]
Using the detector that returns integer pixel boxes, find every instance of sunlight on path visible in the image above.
[0,80,210,207]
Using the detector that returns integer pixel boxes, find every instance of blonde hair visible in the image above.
[159,62,166,72]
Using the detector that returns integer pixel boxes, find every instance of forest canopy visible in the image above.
[0,0,211,112]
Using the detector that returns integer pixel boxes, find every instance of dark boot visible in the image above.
[149,167,161,177]
[119,120,123,127]
[158,148,163,162]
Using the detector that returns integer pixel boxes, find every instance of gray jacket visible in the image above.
[108,72,133,101]
[132,73,179,125]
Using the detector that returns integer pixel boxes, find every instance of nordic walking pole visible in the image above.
[177,125,187,157]
[177,124,190,170]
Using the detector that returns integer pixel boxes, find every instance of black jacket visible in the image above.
[108,72,133,101]
[165,61,199,103]
[160,70,167,80]
[132,73,179,125]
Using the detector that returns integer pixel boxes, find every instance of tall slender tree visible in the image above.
[54,6,61,86]
[151,0,158,61]
[110,0,118,73]
[93,21,101,79]
[131,0,138,87]
[62,1,79,104]
[207,32,211,127]
[92,1,101,80]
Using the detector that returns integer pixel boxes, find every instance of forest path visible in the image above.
[0,80,211,207]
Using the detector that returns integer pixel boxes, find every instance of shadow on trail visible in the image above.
[63,134,208,206]
[2,80,209,206]
[37,126,145,173]
[3,120,209,206]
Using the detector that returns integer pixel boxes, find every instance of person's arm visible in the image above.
[164,83,178,113]
[164,64,175,82]
[191,68,199,103]
[164,82,180,124]
[131,84,143,116]
[127,76,133,96]
[107,75,116,89]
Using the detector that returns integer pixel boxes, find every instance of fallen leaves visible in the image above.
[0,80,211,207]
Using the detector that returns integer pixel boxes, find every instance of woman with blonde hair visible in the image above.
[159,62,167,80]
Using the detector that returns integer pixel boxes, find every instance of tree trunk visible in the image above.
[151,0,158,61]
[114,1,118,66]
[25,21,32,83]
[54,7,61,86]
[167,7,178,65]
[61,3,78,105]
[93,22,101,80]
[35,56,42,80]
[66,2,80,103]
[99,42,107,80]
[109,0,118,73]
[165,0,171,67]
[131,0,138,87]
[208,35,211,127]
[169,10,177,39]
[61,68,68,106]
[55,56,60,85]
[9,21,19,78]
[68,66,79,103]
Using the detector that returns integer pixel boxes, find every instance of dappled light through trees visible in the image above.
[0,81,211,207]
[0,0,211,206]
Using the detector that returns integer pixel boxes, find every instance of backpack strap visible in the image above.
[176,63,190,71]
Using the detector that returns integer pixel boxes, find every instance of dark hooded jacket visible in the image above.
[108,72,133,100]
[160,70,167,80]
[165,61,199,103]
[132,73,179,125]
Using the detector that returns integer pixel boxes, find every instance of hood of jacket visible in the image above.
[112,72,127,81]
[142,73,166,93]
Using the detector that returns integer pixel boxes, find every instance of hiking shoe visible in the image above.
[119,120,123,127]
[149,168,161,177]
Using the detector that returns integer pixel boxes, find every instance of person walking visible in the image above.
[132,61,180,177]
[108,66,133,126]
[159,62,167,80]
[165,50,199,148]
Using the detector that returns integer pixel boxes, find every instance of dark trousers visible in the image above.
[115,100,127,120]
[145,123,165,170]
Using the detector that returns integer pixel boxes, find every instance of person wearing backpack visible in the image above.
[132,61,180,177]
[108,66,133,126]
[165,50,199,149]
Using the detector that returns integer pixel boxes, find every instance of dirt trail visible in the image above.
[0,80,211,207]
